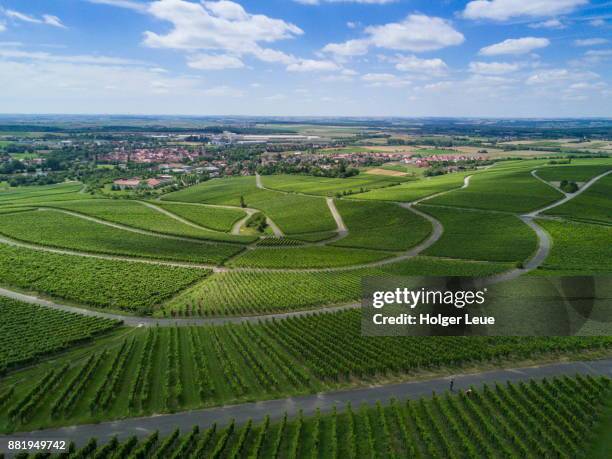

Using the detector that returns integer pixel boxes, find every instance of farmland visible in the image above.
[331,200,431,251]
[261,174,411,196]
[420,206,537,263]
[0,244,210,313]
[154,202,246,232]
[0,210,243,265]
[535,164,611,182]
[1,310,610,432]
[0,297,120,373]
[29,374,612,459]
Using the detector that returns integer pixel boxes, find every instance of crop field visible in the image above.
[261,174,411,196]
[163,176,337,234]
[0,244,210,313]
[420,206,537,262]
[0,297,120,373]
[544,174,612,224]
[43,200,252,243]
[535,164,611,182]
[351,172,471,202]
[0,182,84,204]
[331,200,431,251]
[227,246,395,269]
[153,202,246,232]
[0,210,243,265]
[162,257,512,317]
[427,168,562,213]
[41,375,611,459]
[1,311,610,432]
[537,220,612,274]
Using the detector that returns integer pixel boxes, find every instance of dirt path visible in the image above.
[326,197,347,233]
[4,358,610,449]
[531,169,567,195]
[140,201,228,234]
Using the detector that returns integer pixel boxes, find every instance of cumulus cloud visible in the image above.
[86,0,149,12]
[529,18,565,29]
[526,68,598,85]
[479,37,550,55]
[361,73,409,87]
[469,61,520,74]
[322,14,464,61]
[574,38,608,47]
[393,55,448,75]
[463,0,587,21]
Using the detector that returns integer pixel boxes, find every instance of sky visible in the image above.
[0,0,611,117]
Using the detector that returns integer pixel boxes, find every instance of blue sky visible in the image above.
[0,0,611,116]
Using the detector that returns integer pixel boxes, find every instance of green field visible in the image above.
[0,297,120,373]
[164,257,514,317]
[36,375,612,459]
[163,176,336,234]
[351,172,471,202]
[535,164,611,182]
[331,200,431,251]
[1,309,609,432]
[43,200,253,243]
[427,167,562,213]
[227,246,394,269]
[154,202,246,232]
[544,174,612,224]
[0,182,87,206]
[261,174,410,196]
[537,219,612,274]
[0,244,210,313]
[420,206,538,263]
[0,210,243,265]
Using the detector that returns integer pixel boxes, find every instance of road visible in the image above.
[3,358,610,450]
[326,197,348,233]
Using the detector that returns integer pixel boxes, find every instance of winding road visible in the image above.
[2,358,610,449]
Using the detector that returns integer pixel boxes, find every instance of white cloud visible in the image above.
[286,59,340,72]
[187,54,244,70]
[479,37,550,55]
[365,14,464,52]
[469,61,520,74]
[574,38,609,47]
[526,68,597,85]
[143,0,303,65]
[4,9,66,28]
[347,21,360,29]
[0,23,6,33]
[86,0,149,12]
[590,18,606,27]
[463,0,587,21]
[529,18,565,29]
[322,39,369,57]
[0,49,145,66]
[394,55,448,75]
[361,73,409,87]
[202,85,244,97]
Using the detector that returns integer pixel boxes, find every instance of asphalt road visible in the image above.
[2,358,610,451]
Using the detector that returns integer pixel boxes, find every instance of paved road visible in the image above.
[3,358,610,450]
[525,169,612,217]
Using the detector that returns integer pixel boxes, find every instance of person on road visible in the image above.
[450,379,455,392]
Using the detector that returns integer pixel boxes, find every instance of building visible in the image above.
[113,178,141,189]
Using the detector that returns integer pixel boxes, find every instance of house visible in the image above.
[113,178,141,189]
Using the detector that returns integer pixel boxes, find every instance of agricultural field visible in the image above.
[0,182,87,206]
[162,257,512,317]
[427,167,562,213]
[163,176,337,234]
[154,202,246,232]
[351,171,471,202]
[1,310,610,432]
[0,244,210,313]
[536,220,612,274]
[261,174,411,196]
[0,210,243,265]
[0,297,120,372]
[331,200,431,251]
[535,163,611,182]
[36,374,612,459]
[544,173,612,225]
[420,206,537,263]
[43,200,253,243]
[227,246,395,269]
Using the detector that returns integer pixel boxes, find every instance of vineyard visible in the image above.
[163,257,511,317]
[331,200,432,251]
[0,297,120,373]
[0,244,210,312]
[261,173,411,196]
[0,210,244,264]
[535,163,611,182]
[153,202,246,232]
[420,206,537,262]
[1,309,610,432]
[27,375,612,458]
